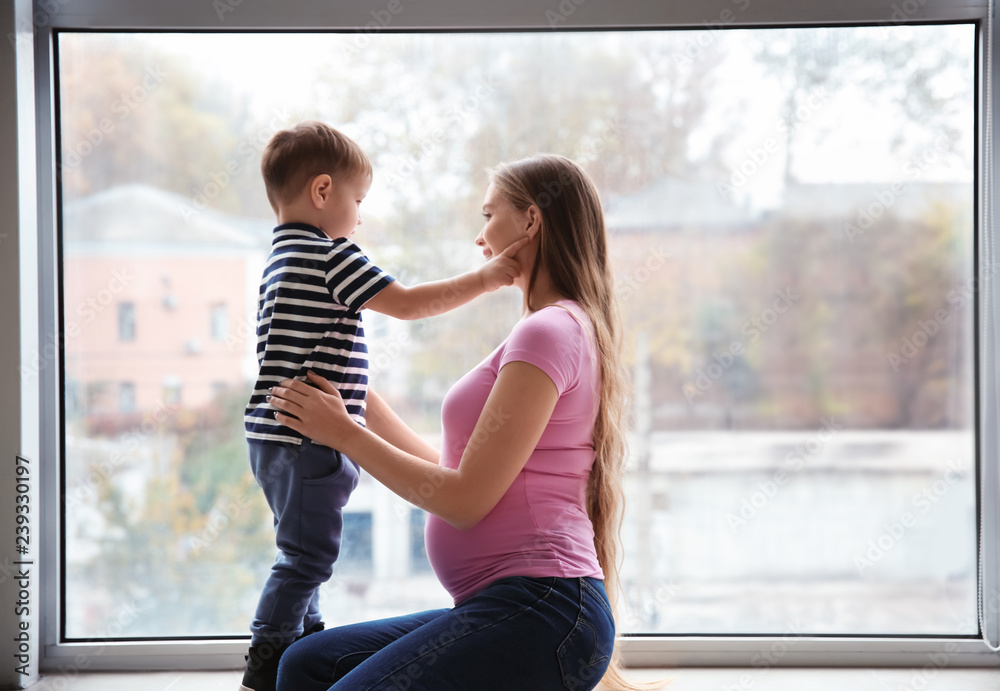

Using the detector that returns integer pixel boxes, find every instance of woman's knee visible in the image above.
[276,638,314,689]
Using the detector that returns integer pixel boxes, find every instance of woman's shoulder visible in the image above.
[527,300,591,335]
[500,301,592,392]
[507,300,591,356]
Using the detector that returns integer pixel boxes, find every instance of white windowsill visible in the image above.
[22,668,1000,690]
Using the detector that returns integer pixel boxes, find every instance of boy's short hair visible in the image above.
[261,121,372,211]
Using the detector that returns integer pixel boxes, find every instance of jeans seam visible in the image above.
[332,650,382,680]
[557,580,586,689]
[580,578,614,621]
[556,579,612,690]
[364,578,557,690]
[561,618,610,671]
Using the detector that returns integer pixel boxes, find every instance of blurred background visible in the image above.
[57,26,977,639]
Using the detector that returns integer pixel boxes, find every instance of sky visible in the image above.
[134,25,975,213]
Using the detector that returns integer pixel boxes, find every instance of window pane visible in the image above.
[339,513,373,576]
[59,25,976,639]
[409,509,433,574]
[118,382,135,413]
[210,303,228,342]
[117,302,134,341]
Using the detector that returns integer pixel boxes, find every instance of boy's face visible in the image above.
[318,173,372,241]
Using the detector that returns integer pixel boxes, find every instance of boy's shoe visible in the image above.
[239,625,322,690]
[296,622,324,641]
[239,643,287,691]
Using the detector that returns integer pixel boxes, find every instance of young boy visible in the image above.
[240,121,522,691]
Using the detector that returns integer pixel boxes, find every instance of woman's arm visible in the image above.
[365,388,440,464]
[270,365,558,529]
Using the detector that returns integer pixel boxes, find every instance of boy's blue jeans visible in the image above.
[248,439,360,647]
[275,575,615,691]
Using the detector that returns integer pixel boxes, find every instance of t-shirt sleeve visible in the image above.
[499,308,584,394]
[324,239,395,312]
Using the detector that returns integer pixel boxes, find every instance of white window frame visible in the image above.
[9,0,999,674]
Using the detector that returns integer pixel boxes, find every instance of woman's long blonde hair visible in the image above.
[490,154,651,691]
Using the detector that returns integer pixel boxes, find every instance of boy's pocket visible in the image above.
[298,441,356,488]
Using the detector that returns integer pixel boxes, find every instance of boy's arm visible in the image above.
[363,236,529,320]
[365,389,440,464]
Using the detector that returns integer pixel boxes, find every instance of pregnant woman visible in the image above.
[267,154,646,691]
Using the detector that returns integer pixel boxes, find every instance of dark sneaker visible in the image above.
[239,643,287,691]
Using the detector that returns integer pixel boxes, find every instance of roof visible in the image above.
[604,177,758,233]
[63,184,271,250]
[780,181,971,223]
[603,177,972,233]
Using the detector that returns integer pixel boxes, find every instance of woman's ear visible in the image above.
[310,174,333,209]
[525,205,541,239]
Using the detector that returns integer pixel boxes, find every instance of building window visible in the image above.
[83,381,112,415]
[339,512,373,575]
[118,382,136,413]
[65,378,81,419]
[210,302,227,341]
[409,509,432,574]
[118,302,135,341]
[162,376,182,406]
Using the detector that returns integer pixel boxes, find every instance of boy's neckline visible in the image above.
[275,221,324,233]
[274,222,351,243]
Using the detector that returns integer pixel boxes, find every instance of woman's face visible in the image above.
[476,183,530,260]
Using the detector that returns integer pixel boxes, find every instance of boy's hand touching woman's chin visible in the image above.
[478,235,531,292]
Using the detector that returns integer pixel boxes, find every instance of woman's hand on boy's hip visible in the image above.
[269,371,356,450]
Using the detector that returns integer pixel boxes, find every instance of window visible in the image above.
[58,25,977,641]
[65,379,81,418]
[83,381,112,415]
[338,512,374,576]
[31,0,1000,672]
[162,376,182,406]
[409,509,433,574]
[118,382,135,413]
[209,303,227,341]
[117,302,135,341]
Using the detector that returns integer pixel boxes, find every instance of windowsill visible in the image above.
[23,668,1000,690]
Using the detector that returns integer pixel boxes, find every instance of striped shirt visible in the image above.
[244,223,395,445]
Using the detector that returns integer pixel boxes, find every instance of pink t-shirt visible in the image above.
[425,300,604,604]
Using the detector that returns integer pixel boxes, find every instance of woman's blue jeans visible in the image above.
[276,575,615,691]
